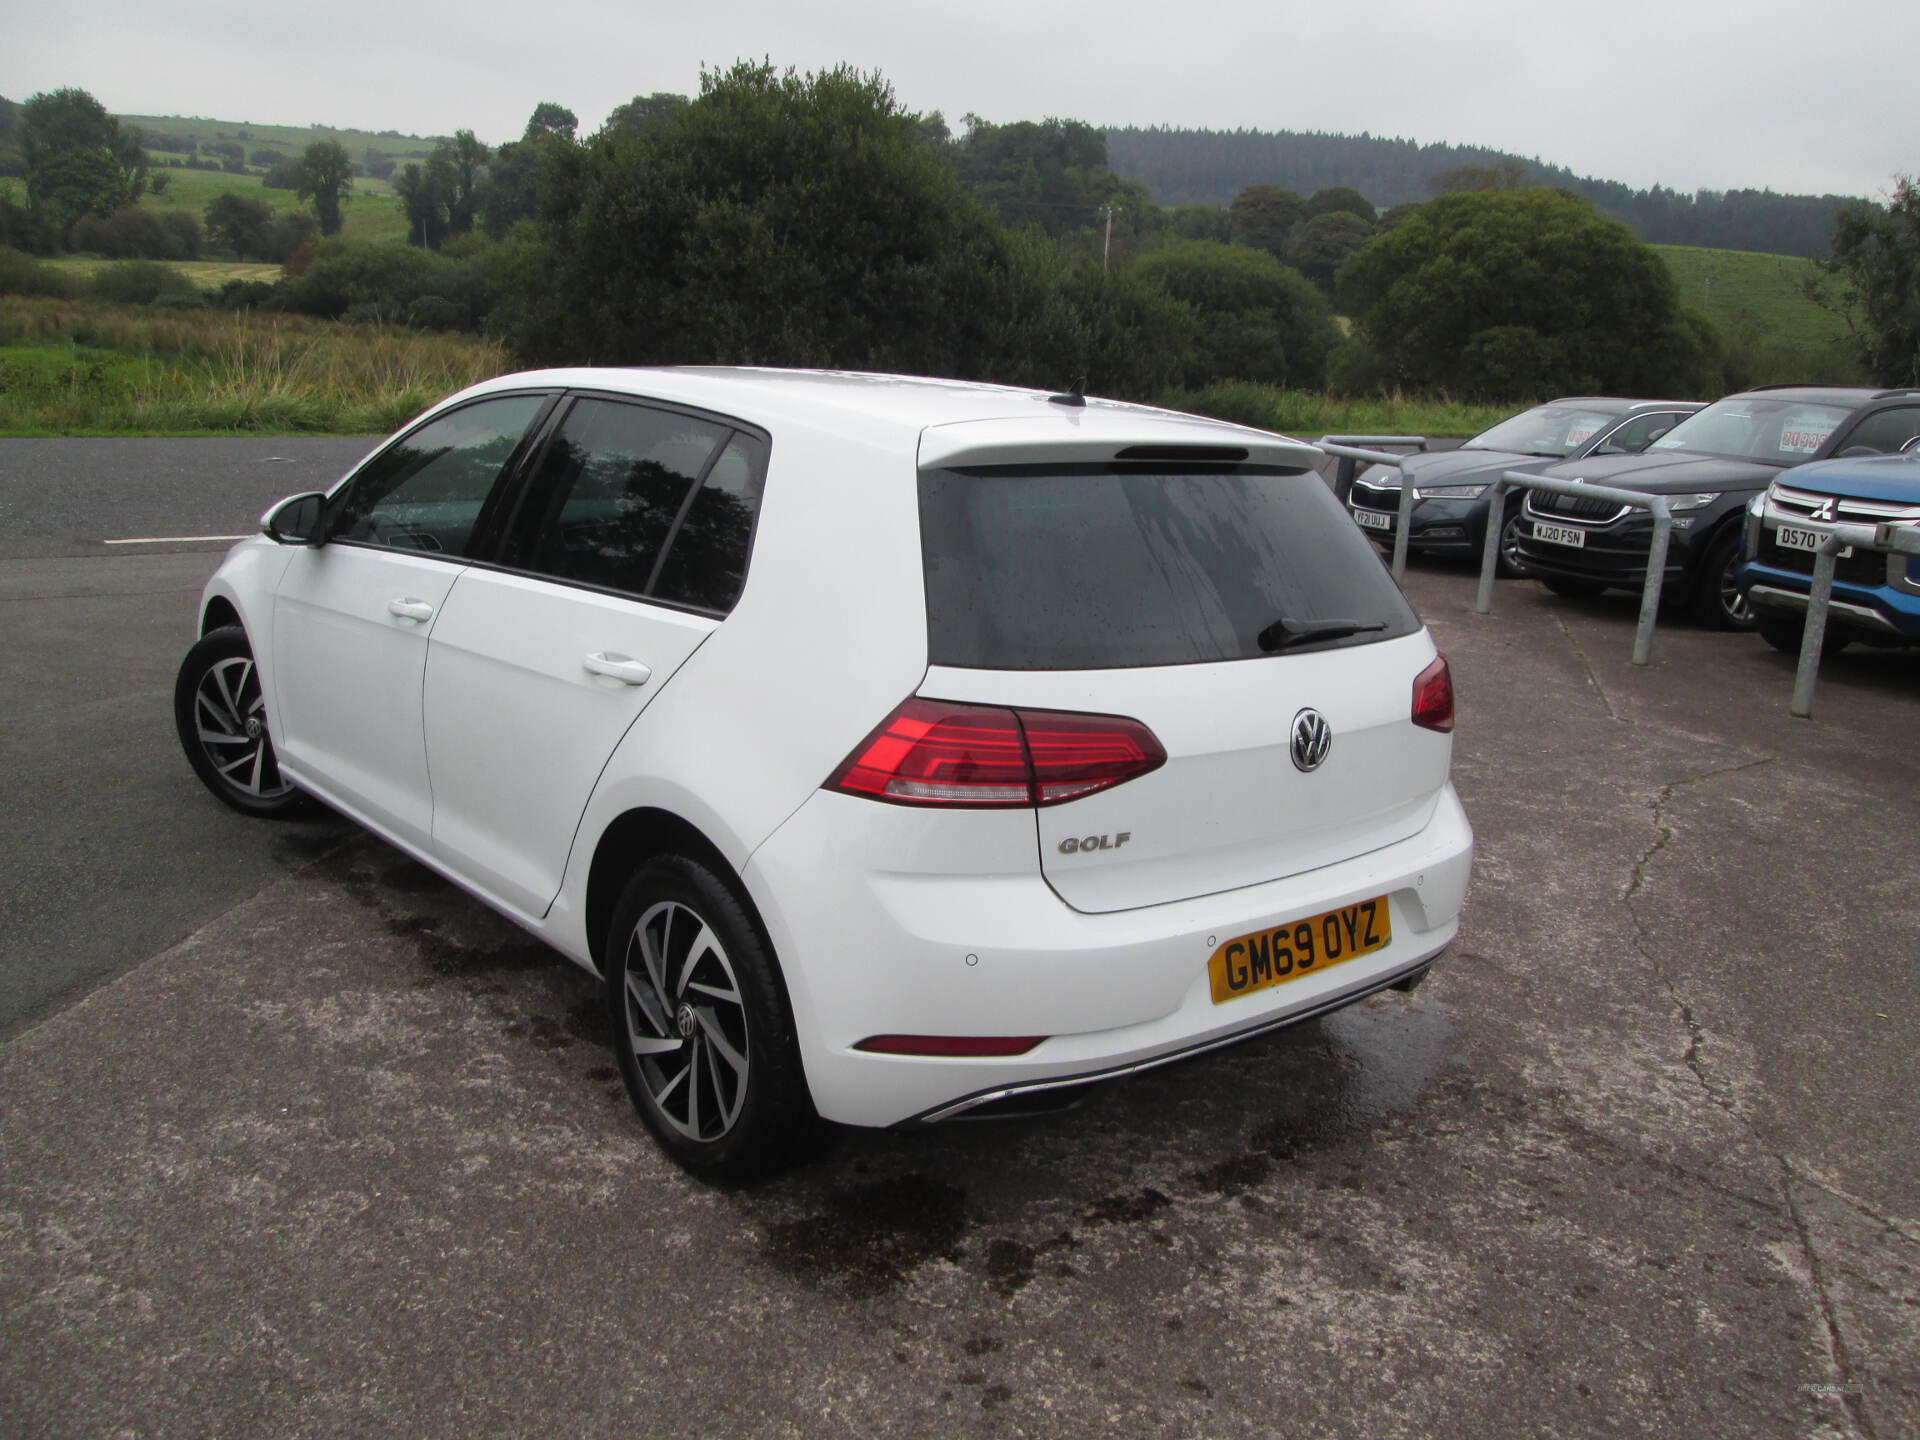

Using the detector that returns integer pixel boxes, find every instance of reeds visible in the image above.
[0,297,510,435]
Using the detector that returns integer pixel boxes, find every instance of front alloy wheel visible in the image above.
[174,626,305,817]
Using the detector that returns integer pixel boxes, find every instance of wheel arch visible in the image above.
[200,595,243,635]
[584,807,756,974]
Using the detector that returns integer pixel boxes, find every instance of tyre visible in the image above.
[174,626,309,818]
[605,855,819,1181]
[1541,575,1606,600]
[1496,511,1531,578]
[1688,531,1756,631]
[1756,615,1850,658]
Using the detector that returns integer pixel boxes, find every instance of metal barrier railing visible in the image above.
[1476,472,1675,666]
[1757,511,1920,717]
[1317,436,1429,580]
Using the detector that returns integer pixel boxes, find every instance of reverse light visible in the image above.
[1412,654,1455,733]
[825,698,1167,808]
[854,1034,1046,1057]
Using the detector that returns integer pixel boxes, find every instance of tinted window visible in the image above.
[1651,397,1853,465]
[920,466,1421,670]
[1837,406,1920,455]
[651,433,769,612]
[328,394,546,555]
[515,398,728,595]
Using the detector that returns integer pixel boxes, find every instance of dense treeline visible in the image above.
[3,72,1908,397]
[1106,126,1864,257]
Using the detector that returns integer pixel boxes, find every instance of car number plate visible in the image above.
[1208,897,1391,1005]
[1532,522,1585,548]
[1776,524,1851,558]
[1352,507,1393,532]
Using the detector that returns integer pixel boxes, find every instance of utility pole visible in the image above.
[1103,204,1113,272]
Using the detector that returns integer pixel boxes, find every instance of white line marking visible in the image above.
[103,535,251,545]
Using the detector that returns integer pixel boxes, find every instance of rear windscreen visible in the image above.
[919,465,1421,670]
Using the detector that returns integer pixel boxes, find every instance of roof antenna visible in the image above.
[1048,375,1087,408]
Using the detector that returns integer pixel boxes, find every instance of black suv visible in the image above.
[1513,386,1920,628]
[1347,398,1700,575]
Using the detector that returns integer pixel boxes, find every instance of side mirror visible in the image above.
[1900,434,1920,454]
[1638,426,1672,450]
[262,492,327,546]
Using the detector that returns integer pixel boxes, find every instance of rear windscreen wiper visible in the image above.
[1257,617,1388,652]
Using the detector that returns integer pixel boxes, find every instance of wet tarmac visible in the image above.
[3,560,1917,1438]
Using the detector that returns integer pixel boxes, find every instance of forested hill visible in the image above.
[1105,126,1860,257]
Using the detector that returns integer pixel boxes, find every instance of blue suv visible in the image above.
[1737,439,1920,653]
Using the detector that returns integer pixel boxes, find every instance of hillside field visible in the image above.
[1651,243,1851,349]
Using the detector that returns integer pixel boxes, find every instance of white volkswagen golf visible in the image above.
[176,368,1473,1178]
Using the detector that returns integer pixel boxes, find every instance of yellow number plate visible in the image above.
[1208,897,1391,1004]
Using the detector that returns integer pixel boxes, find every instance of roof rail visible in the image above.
[1871,387,1920,399]
[1743,382,1817,391]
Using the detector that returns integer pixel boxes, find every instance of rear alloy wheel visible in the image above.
[1541,575,1606,600]
[1689,531,1756,631]
[173,626,307,818]
[606,855,817,1180]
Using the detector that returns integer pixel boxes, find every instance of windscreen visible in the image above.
[1649,397,1851,465]
[920,465,1421,670]
[1463,404,1618,457]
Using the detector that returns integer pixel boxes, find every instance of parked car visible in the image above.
[1514,385,1920,629]
[1736,437,1920,653]
[175,369,1474,1178]
[1346,398,1701,575]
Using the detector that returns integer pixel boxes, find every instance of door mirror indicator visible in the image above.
[262,492,327,546]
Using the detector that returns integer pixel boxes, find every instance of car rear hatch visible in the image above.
[912,421,1452,915]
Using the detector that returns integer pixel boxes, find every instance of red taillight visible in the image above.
[825,698,1166,808]
[1412,654,1455,733]
[853,1034,1046,1057]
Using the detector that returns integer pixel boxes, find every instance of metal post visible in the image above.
[1474,479,1509,615]
[1390,458,1415,580]
[1790,542,1841,718]
[1630,503,1673,667]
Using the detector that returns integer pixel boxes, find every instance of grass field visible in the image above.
[41,258,285,290]
[0,297,508,436]
[1166,382,1509,438]
[137,167,408,242]
[1651,244,1854,350]
[118,113,456,164]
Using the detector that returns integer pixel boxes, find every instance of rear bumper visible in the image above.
[743,786,1473,1128]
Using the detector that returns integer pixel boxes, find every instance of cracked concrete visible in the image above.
[2,562,1916,1438]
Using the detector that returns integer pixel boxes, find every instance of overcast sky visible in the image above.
[7,0,1914,201]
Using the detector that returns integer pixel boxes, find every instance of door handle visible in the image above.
[583,652,652,686]
[387,598,435,622]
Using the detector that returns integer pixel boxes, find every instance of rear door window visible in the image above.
[508,397,729,596]
[920,465,1420,669]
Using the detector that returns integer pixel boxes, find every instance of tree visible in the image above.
[1227,184,1305,258]
[394,161,451,248]
[602,93,686,138]
[442,130,489,235]
[21,88,148,240]
[292,140,354,235]
[1337,188,1719,399]
[1286,211,1373,293]
[524,102,577,141]
[1819,177,1920,387]
[1305,186,1376,224]
[1132,239,1341,388]
[500,62,1188,397]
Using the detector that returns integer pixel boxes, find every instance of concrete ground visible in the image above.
[3,549,1917,1437]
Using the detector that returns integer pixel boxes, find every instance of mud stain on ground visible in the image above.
[761,1174,969,1299]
